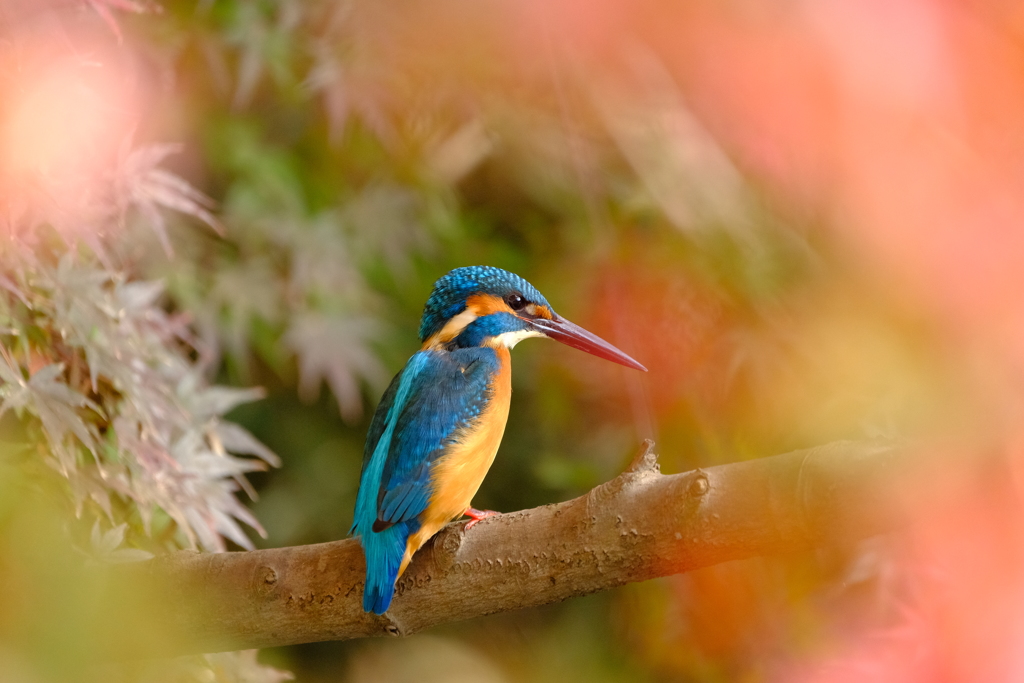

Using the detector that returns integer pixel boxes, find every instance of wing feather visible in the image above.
[372,348,498,530]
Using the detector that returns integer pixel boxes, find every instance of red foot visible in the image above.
[463,507,499,530]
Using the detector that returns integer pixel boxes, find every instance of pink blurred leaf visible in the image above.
[116,142,223,257]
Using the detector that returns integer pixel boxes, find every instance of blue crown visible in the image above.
[419,266,551,341]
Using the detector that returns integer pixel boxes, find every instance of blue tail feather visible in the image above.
[358,520,417,614]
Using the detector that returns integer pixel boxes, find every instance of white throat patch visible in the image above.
[492,328,545,349]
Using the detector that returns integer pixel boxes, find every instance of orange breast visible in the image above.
[398,347,512,576]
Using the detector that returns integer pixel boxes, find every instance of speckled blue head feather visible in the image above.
[419,266,552,342]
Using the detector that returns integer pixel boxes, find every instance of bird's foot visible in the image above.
[463,507,499,530]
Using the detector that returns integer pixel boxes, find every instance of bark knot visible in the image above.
[253,565,278,596]
[687,472,709,498]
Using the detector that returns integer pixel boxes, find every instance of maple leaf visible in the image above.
[284,311,388,422]
[86,521,154,564]
[115,142,223,256]
[0,360,102,467]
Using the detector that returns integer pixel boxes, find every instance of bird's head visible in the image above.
[420,266,646,371]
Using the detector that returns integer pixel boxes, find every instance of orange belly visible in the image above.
[399,347,512,575]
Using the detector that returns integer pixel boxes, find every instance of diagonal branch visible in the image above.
[125,439,915,656]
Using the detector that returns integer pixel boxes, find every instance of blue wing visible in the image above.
[374,347,498,529]
[352,347,499,613]
[351,372,401,535]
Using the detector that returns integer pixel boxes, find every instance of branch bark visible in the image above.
[126,439,914,656]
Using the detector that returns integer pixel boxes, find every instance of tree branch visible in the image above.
[128,439,913,656]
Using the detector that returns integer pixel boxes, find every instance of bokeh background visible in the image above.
[3,0,1024,681]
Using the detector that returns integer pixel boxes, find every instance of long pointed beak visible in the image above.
[529,316,647,371]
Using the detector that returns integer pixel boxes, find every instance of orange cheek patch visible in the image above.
[530,304,554,319]
[466,293,513,316]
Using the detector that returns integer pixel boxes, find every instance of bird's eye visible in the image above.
[506,293,527,310]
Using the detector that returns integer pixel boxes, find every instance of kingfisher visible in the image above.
[351,266,646,614]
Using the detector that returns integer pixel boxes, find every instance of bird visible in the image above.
[351,265,646,614]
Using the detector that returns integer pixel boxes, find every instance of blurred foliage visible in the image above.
[0,0,996,681]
